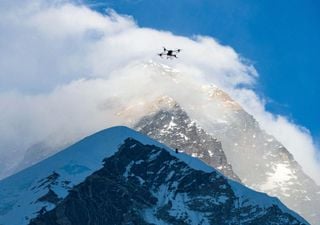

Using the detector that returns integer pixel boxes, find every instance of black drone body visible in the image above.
[158,47,181,59]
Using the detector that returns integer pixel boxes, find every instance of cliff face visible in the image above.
[134,100,240,182]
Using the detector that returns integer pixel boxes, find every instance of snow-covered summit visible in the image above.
[0,126,156,225]
[0,126,308,225]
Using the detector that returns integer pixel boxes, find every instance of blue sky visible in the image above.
[83,0,320,142]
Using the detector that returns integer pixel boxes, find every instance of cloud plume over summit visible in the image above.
[0,0,319,184]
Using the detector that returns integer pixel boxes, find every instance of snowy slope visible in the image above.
[0,126,158,225]
[0,126,308,225]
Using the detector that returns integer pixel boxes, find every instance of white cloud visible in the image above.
[0,0,319,184]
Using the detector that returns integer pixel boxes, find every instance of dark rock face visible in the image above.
[37,189,61,205]
[36,171,60,189]
[29,139,307,225]
[134,103,240,182]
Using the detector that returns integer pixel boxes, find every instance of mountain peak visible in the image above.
[29,138,308,225]
[134,101,241,181]
[198,84,243,111]
[0,126,309,225]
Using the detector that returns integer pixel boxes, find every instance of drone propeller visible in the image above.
[158,47,181,59]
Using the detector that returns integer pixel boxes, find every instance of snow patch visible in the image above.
[260,163,297,191]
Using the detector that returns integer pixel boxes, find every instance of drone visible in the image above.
[158,47,181,59]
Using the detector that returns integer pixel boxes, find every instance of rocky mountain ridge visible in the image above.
[29,138,308,225]
[0,127,308,225]
[134,97,240,181]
